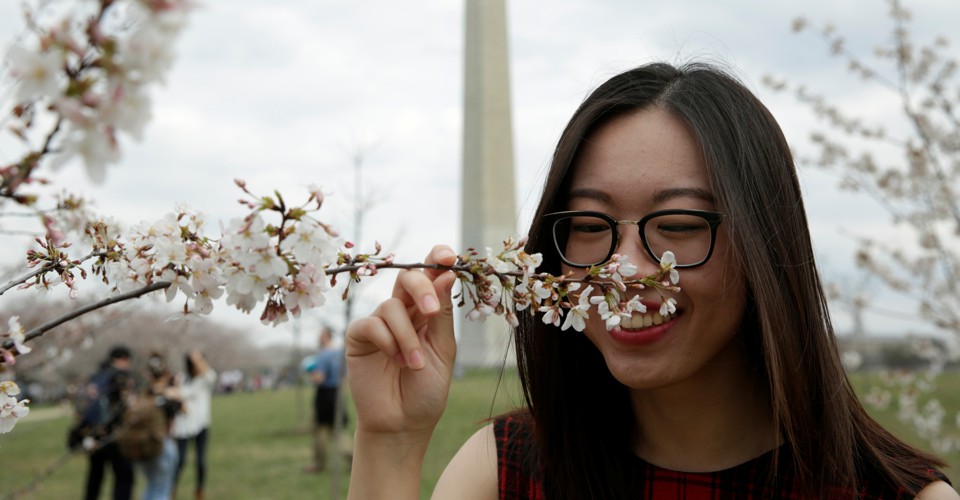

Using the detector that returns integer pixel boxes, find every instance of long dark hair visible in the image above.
[514,61,943,498]
[185,352,198,380]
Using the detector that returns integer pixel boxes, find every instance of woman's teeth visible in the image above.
[621,311,673,330]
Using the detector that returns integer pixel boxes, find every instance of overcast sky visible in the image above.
[3,0,959,346]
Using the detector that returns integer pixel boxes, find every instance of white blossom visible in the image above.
[8,45,63,103]
[624,295,646,315]
[4,317,31,355]
[561,285,593,332]
[52,125,121,183]
[280,220,338,265]
[282,264,328,315]
[659,251,680,284]
[222,216,270,251]
[100,82,153,140]
[542,305,563,327]
[659,297,677,316]
[0,381,30,434]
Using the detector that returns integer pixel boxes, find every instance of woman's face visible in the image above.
[562,107,749,391]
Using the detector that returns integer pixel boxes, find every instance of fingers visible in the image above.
[349,245,459,371]
[423,245,458,280]
[348,298,426,369]
[391,244,457,315]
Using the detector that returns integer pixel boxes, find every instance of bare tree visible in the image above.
[2,296,273,402]
[766,0,960,351]
[765,0,960,454]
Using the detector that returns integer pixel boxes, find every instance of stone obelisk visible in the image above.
[459,0,517,367]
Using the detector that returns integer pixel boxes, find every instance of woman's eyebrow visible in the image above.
[652,187,715,204]
[567,187,715,204]
[567,187,612,203]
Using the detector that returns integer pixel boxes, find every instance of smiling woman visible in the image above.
[557,106,751,400]
[343,62,958,500]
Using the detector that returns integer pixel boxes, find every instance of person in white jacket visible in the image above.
[171,350,216,500]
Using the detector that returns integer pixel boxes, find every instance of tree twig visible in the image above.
[0,251,102,296]
[6,281,172,347]
[0,262,56,297]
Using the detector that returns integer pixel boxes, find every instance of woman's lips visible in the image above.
[609,311,680,345]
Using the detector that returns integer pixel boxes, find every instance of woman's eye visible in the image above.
[658,224,704,234]
[571,223,609,234]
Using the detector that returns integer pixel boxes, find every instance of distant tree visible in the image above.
[2,297,272,401]
[765,0,960,454]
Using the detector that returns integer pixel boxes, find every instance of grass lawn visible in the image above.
[0,369,956,499]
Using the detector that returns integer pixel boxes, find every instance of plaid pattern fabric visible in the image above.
[494,414,949,500]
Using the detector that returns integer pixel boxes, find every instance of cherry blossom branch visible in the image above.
[0,250,102,296]
[2,255,677,353]
[326,261,676,293]
[4,281,171,349]
[3,0,195,208]
[0,175,683,435]
[0,261,55,296]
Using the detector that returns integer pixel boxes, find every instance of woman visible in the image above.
[345,62,957,498]
[135,352,182,500]
[172,350,216,500]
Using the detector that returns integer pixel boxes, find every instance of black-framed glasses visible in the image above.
[543,209,724,269]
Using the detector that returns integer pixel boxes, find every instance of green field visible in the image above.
[0,369,956,499]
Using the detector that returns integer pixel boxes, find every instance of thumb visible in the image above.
[428,271,458,361]
[434,270,456,311]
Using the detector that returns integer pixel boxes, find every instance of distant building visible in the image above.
[458,0,517,368]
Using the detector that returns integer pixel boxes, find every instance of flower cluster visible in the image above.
[0,381,30,434]
[452,237,680,333]
[3,178,686,433]
[4,0,194,185]
[12,179,684,334]
[2,0,195,257]
[61,180,339,325]
[1,318,32,366]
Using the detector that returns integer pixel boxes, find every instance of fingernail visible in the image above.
[408,349,424,369]
[422,294,439,313]
[439,249,456,261]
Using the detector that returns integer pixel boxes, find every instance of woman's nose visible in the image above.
[616,227,660,276]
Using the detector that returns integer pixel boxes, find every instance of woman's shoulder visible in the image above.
[432,412,539,499]
[916,480,959,499]
[433,423,498,500]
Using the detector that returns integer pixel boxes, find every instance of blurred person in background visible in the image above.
[132,352,182,500]
[303,326,352,473]
[172,350,216,500]
[76,345,136,500]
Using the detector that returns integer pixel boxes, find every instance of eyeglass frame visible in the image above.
[542,209,725,269]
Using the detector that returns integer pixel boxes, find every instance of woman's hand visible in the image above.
[346,244,459,438]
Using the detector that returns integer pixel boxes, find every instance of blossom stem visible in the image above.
[325,262,474,275]
[0,251,102,296]
[324,262,673,291]
[17,281,171,345]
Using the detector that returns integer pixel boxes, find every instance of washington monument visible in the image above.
[459,0,517,367]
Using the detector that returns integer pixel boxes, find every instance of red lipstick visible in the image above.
[608,313,679,345]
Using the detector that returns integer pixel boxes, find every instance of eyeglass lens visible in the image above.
[553,213,714,267]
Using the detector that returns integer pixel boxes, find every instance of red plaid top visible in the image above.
[494,414,950,499]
